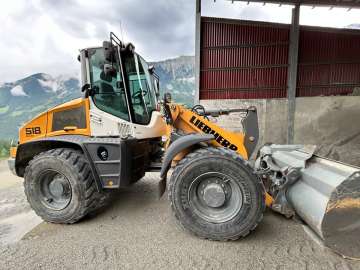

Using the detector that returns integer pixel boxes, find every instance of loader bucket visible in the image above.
[323,173,360,259]
[257,145,360,259]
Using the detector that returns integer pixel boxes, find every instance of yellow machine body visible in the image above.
[18,98,91,144]
[165,103,249,160]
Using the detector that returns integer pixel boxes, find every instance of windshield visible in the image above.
[122,52,157,125]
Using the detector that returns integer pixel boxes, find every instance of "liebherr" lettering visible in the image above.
[189,116,238,151]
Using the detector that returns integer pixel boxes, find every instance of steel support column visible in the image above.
[286,4,300,144]
[194,0,201,104]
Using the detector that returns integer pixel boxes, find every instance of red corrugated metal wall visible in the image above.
[297,28,360,96]
[200,17,289,99]
[200,17,360,100]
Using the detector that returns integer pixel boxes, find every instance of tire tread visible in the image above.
[24,148,108,224]
[168,147,265,241]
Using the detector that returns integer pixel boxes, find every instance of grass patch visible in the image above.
[30,105,46,112]
[0,105,9,114]
[10,111,24,117]
[0,140,11,159]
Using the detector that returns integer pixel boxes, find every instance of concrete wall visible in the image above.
[294,96,360,167]
[200,99,288,152]
[201,96,360,166]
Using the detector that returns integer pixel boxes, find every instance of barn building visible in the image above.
[194,0,360,163]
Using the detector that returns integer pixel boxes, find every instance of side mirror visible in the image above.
[103,41,114,62]
[122,42,135,54]
[153,76,160,97]
[103,64,117,78]
[81,84,96,98]
[148,65,155,75]
[164,92,172,103]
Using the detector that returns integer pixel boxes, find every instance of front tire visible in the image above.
[24,148,105,224]
[169,147,265,240]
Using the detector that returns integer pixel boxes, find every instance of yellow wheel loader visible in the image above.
[8,33,360,258]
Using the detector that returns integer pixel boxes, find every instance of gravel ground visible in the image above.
[0,168,359,270]
[0,160,42,246]
[0,160,22,189]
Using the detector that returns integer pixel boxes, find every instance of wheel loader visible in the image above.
[8,33,360,258]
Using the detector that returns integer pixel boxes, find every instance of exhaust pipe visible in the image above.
[255,145,360,259]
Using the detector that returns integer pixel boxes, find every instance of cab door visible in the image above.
[87,47,133,137]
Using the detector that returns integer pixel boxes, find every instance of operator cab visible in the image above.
[79,32,160,126]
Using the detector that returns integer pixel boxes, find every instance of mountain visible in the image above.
[346,24,360,29]
[0,56,195,139]
[0,73,81,139]
[152,55,195,105]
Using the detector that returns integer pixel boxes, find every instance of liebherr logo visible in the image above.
[189,116,238,151]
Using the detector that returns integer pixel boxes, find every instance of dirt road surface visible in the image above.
[0,161,359,270]
[0,161,42,246]
[0,160,22,189]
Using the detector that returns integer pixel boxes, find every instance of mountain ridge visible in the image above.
[0,56,195,139]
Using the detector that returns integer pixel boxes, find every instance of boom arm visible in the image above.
[163,103,259,160]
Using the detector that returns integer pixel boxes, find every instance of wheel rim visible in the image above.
[38,170,72,211]
[188,172,243,223]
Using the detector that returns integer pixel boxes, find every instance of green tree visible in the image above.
[0,140,11,158]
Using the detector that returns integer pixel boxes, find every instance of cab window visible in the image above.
[123,53,156,125]
[88,48,130,121]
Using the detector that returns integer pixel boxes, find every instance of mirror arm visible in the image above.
[81,84,95,98]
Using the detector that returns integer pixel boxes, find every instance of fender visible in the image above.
[15,135,150,191]
[14,135,104,190]
[160,133,214,179]
[15,135,87,176]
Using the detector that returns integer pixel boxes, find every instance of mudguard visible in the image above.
[160,133,214,180]
[15,135,88,177]
[15,135,149,191]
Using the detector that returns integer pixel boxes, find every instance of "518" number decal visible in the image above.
[25,127,41,136]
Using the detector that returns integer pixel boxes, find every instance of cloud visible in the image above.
[202,1,293,23]
[0,0,196,82]
[39,0,197,60]
[202,0,360,26]
[0,0,359,82]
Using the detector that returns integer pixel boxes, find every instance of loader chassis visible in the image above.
[8,32,360,258]
[9,33,264,242]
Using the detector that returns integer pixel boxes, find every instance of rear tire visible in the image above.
[24,148,106,224]
[169,147,265,240]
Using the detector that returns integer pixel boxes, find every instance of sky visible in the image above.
[0,0,359,82]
